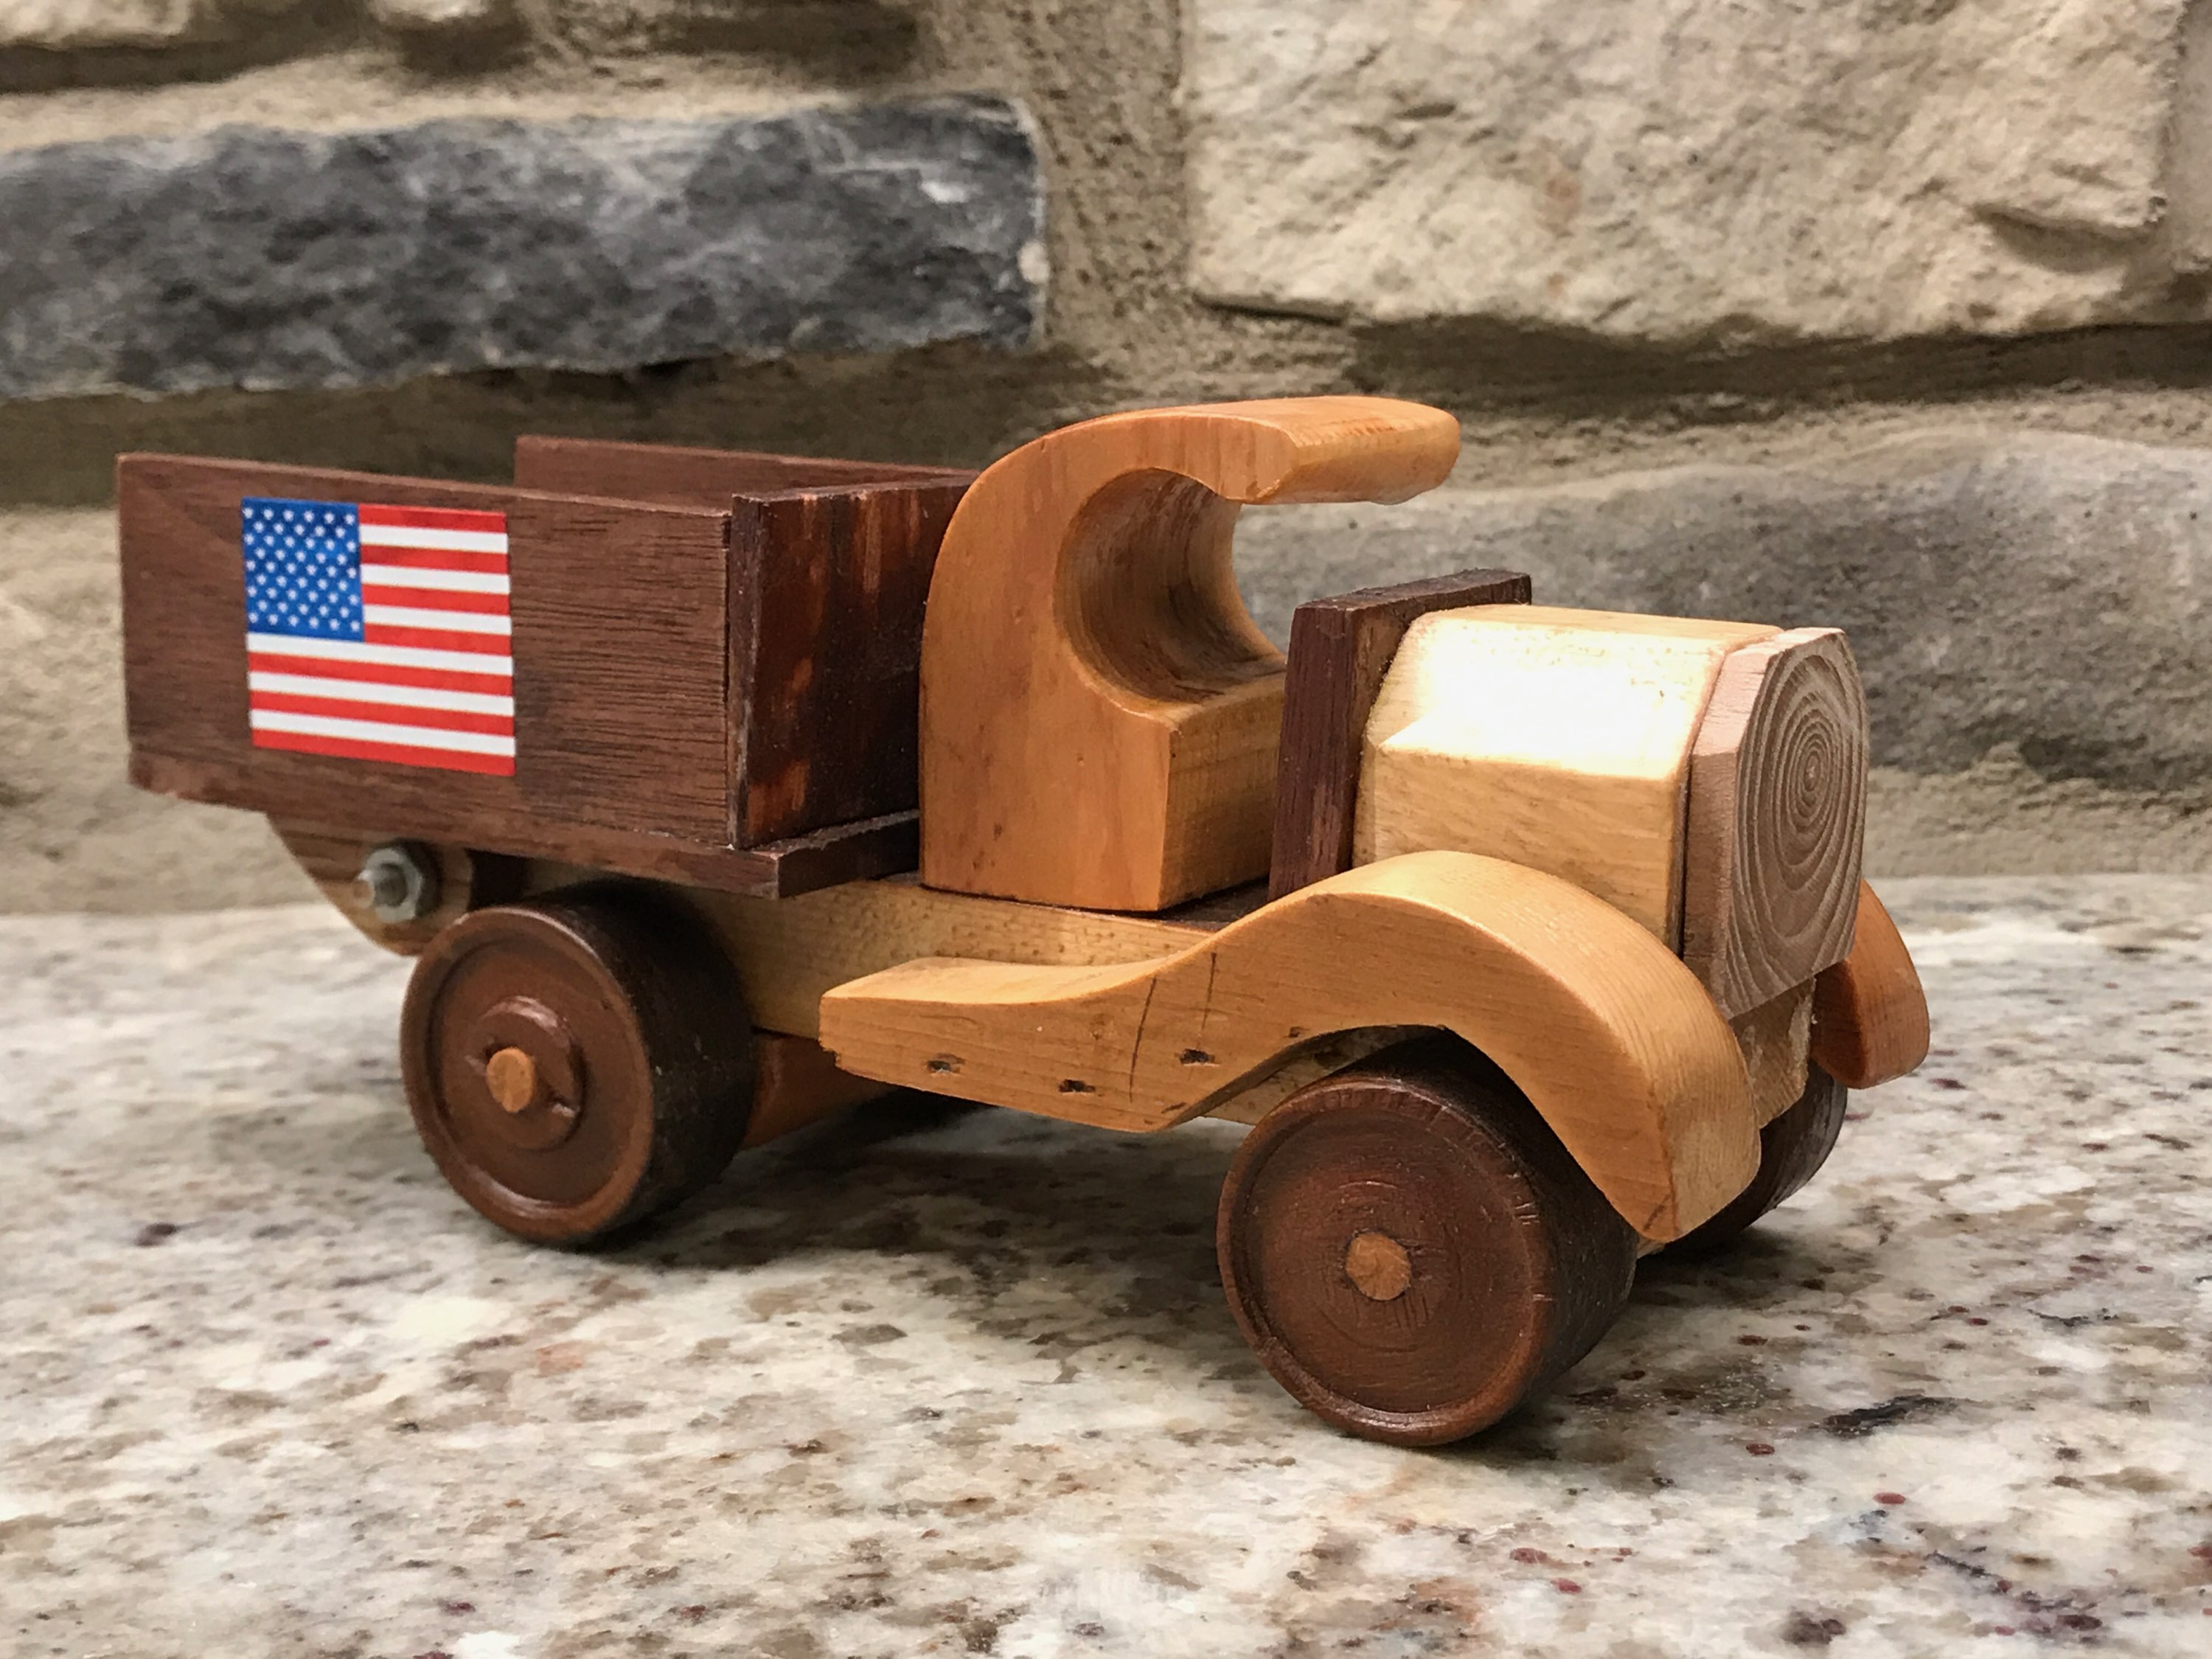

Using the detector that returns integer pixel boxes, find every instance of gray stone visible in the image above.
[0,101,1043,399]
[1234,431,2212,794]
[1188,0,2202,344]
[1,883,2208,1652]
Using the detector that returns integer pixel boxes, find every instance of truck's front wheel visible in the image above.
[398,886,756,1245]
[1217,1037,1636,1446]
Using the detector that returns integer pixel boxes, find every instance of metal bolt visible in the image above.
[355,842,440,923]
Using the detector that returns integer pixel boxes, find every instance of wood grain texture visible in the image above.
[1354,605,1778,943]
[122,452,928,898]
[516,435,976,846]
[920,397,1463,913]
[271,820,526,955]
[142,751,917,900]
[1217,1036,1638,1445]
[1683,628,1869,1018]
[1729,980,1814,1127]
[820,850,1761,1242]
[513,435,969,504]
[728,481,967,844]
[1809,882,1931,1088]
[1267,568,1533,900]
[120,453,729,841]
[668,872,1221,1040]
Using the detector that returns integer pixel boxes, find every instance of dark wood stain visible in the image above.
[120,447,952,897]
[1215,1035,1635,1446]
[515,435,973,847]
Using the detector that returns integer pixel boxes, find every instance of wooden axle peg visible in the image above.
[1343,1231,1414,1302]
[484,1046,541,1115]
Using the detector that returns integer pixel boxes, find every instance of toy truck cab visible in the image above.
[119,397,1928,1446]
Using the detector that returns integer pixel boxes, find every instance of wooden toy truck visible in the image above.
[118,397,1929,1446]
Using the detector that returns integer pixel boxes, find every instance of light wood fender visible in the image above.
[820,851,1760,1242]
[1810,881,1931,1088]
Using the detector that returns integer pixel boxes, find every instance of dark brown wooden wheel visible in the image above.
[1666,1065,1848,1255]
[399,885,756,1245]
[1217,1037,1638,1447]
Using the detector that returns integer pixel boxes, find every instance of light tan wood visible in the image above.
[1201,1027,1427,1125]
[653,872,1221,1041]
[1683,628,1868,1018]
[919,397,1463,913]
[484,1047,539,1114]
[1344,1231,1413,1301]
[1353,607,1778,943]
[741,1033,895,1148]
[819,850,1760,1242]
[1811,883,1931,1088]
[1730,981,1814,1126]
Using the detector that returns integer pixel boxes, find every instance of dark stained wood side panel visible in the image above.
[502,491,730,840]
[119,453,731,846]
[513,435,973,507]
[1267,568,1533,900]
[136,752,917,898]
[730,481,970,845]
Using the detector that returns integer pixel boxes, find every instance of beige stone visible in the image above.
[366,0,510,33]
[0,0,304,48]
[1187,0,2197,344]
[0,0,209,46]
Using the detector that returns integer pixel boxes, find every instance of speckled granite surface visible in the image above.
[1,879,2208,1658]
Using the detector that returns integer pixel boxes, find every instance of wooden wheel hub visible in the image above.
[1217,1039,1636,1447]
[464,995,583,1150]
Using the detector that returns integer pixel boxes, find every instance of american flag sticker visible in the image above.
[242,497,516,776]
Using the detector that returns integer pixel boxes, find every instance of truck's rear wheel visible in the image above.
[399,886,755,1245]
[1217,1037,1636,1447]
[1666,1065,1848,1254]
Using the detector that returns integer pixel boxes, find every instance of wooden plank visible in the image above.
[1682,628,1868,1017]
[1354,605,1778,943]
[119,454,731,845]
[136,751,917,900]
[728,481,968,845]
[1810,882,1931,1088]
[920,397,1464,913]
[513,434,970,505]
[818,850,1759,1241]
[1268,568,1532,900]
[671,872,1220,1039]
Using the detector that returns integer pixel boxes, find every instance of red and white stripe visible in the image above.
[248,504,516,776]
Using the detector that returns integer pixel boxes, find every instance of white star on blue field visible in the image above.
[242,497,366,641]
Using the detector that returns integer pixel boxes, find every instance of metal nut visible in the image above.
[356,842,441,924]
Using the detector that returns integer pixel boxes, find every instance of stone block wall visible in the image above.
[3,1,2209,909]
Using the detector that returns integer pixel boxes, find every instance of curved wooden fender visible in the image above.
[1811,881,1930,1088]
[820,850,1759,1242]
[919,396,1463,913]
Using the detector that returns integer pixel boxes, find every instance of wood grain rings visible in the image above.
[1686,630,1869,1018]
